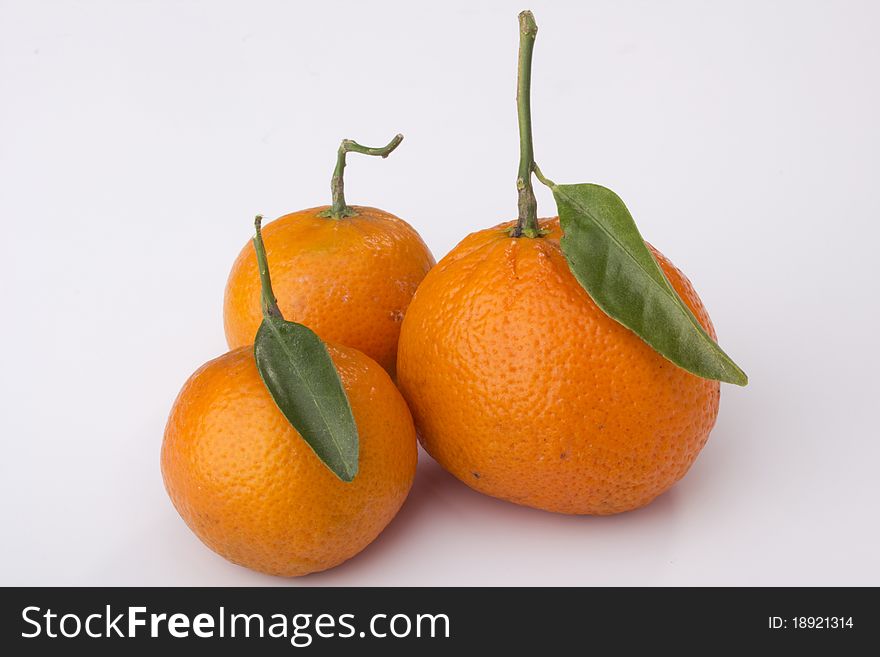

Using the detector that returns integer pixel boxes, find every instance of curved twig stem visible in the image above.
[320,134,404,219]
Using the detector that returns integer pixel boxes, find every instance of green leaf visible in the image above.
[552,182,747,386]
[254,316,359,481]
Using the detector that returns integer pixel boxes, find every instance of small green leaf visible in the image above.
[552,182,747,386]
[254,316,359,481]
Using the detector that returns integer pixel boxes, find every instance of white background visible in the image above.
[2,0,878,586]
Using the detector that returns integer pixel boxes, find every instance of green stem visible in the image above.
[253,215,282,319]
[319,134,404,219]
[511,10,539,238]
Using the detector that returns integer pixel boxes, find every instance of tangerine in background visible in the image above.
[224,136,434,377]
[224,205,434,377]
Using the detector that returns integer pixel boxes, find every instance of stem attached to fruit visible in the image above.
[253,215,282,319]
[511,10,540,238]
[319,134,404,219]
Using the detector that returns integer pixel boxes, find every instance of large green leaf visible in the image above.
[254,316,359,481]
[552,182,747,386]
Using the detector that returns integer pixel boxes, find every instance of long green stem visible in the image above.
[511,10,539,238]
[319,134,404,219]
[253,215,282,318]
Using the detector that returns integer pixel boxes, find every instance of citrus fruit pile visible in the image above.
[161,11,746,577]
